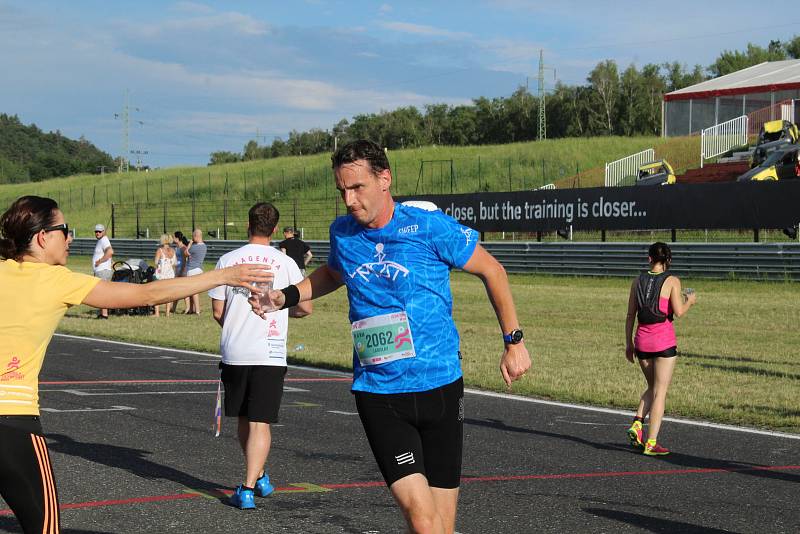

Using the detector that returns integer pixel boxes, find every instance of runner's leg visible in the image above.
[390,474,446,534]
[636,357,655,420]
[0,428,60,533]
[237,419,270,487]
[646,356,677,443]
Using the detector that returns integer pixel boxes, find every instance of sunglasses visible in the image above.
[42,223,70,239]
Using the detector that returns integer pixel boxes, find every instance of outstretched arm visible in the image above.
[461,244,531,387]
[82,264,270,309]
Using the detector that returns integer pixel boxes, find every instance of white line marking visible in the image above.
[40,405,136,413]
[328,410,358,416]
[44,389,218,396]
[55,333,349,376]
[561,421,627,426]
[41,386,308,394]
[112,355,175,360]
[466,389,800,440]
[54,334,799,440]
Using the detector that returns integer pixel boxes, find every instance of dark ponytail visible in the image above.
[0,196,59,260]
[648,241,672,268]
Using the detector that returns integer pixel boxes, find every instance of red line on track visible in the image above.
[2,465,797,517]
[39,378,350,385]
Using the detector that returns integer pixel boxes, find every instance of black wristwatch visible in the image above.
[503,329,524,345]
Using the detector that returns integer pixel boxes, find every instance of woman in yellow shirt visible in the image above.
[0,196,269,534]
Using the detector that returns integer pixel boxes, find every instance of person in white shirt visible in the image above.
[92,223,114,319]
[209,202,311,510]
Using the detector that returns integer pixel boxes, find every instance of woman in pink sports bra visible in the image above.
[624,242,696,456]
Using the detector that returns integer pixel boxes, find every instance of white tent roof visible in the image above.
[664,60,800,101]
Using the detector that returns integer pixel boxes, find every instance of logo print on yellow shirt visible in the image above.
[2,356,23,381]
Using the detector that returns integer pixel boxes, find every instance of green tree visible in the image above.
[708,42,786,77]
[587,60,620,134]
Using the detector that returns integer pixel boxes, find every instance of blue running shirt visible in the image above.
[328,202,479,393]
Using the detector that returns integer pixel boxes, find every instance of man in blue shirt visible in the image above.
[255,140,530,534]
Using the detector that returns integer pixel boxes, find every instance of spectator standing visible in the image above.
[92,223,113,319]
[210,202,311,510]
[171,231,190,313]
[185,228,208,314]
[279,226,312,276]
[153,234,177,317]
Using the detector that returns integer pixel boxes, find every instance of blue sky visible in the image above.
[3,0,800,168]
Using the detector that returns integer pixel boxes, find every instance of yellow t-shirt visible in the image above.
[0,260,100,415]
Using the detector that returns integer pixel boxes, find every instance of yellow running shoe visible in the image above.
[627,421,644,448]
[643,439,670,456]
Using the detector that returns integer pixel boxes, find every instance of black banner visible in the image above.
[399,181,800,232]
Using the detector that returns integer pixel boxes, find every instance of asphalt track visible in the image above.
[1,335,798,533]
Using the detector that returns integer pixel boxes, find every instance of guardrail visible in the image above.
[604,149,654,187]
[71,239,800,280]
[700,115,749,168]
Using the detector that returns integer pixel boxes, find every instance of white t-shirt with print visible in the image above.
[208,243,303,366]
[92,236,112,273]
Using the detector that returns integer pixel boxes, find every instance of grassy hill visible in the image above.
[0,135,703,238]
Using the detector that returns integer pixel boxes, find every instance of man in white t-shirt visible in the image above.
[209,202,311,510]
[92,223,114,319]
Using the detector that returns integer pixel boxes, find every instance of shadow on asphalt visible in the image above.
[584,507,736,534]
[464,418,800,484]
[46,433,230,505]
[0,516,114,534]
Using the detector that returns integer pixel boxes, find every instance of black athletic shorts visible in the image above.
[0,417,60,533]
[353,377,464,489]
[636,346,677,359]
[219,363,286,423]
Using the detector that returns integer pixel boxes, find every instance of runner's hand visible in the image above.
[625,345,635,363]
[249,289,285,319]
[500,343,531,387]
[224,264,272,293]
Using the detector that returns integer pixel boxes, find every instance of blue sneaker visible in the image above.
[229,485,256,510]
[254,473,274,497]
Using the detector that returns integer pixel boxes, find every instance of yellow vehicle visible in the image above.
[738,146,800,182]
[751,119,800,167]
[636,160,676,186]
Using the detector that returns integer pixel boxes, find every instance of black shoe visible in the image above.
[96,315,109,320]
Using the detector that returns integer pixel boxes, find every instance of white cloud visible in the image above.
[133,9,269,39]
[171,2,215,15]
[380,21,471,40]
[379,4,393,14]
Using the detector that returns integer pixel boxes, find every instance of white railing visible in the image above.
[536,183,555,190]
[700,115,748,168]
[604,149,654,187]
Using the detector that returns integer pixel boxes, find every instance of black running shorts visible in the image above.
[0,417,60,533]
[220,363,286,423]
[354,377,464,489]
[635,346,677,359]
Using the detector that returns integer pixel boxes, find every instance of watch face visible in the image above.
[511,329,524,343]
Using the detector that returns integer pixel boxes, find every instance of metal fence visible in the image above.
[604,149,654,187]
[70,239,800,280]
[700,115,748,168]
